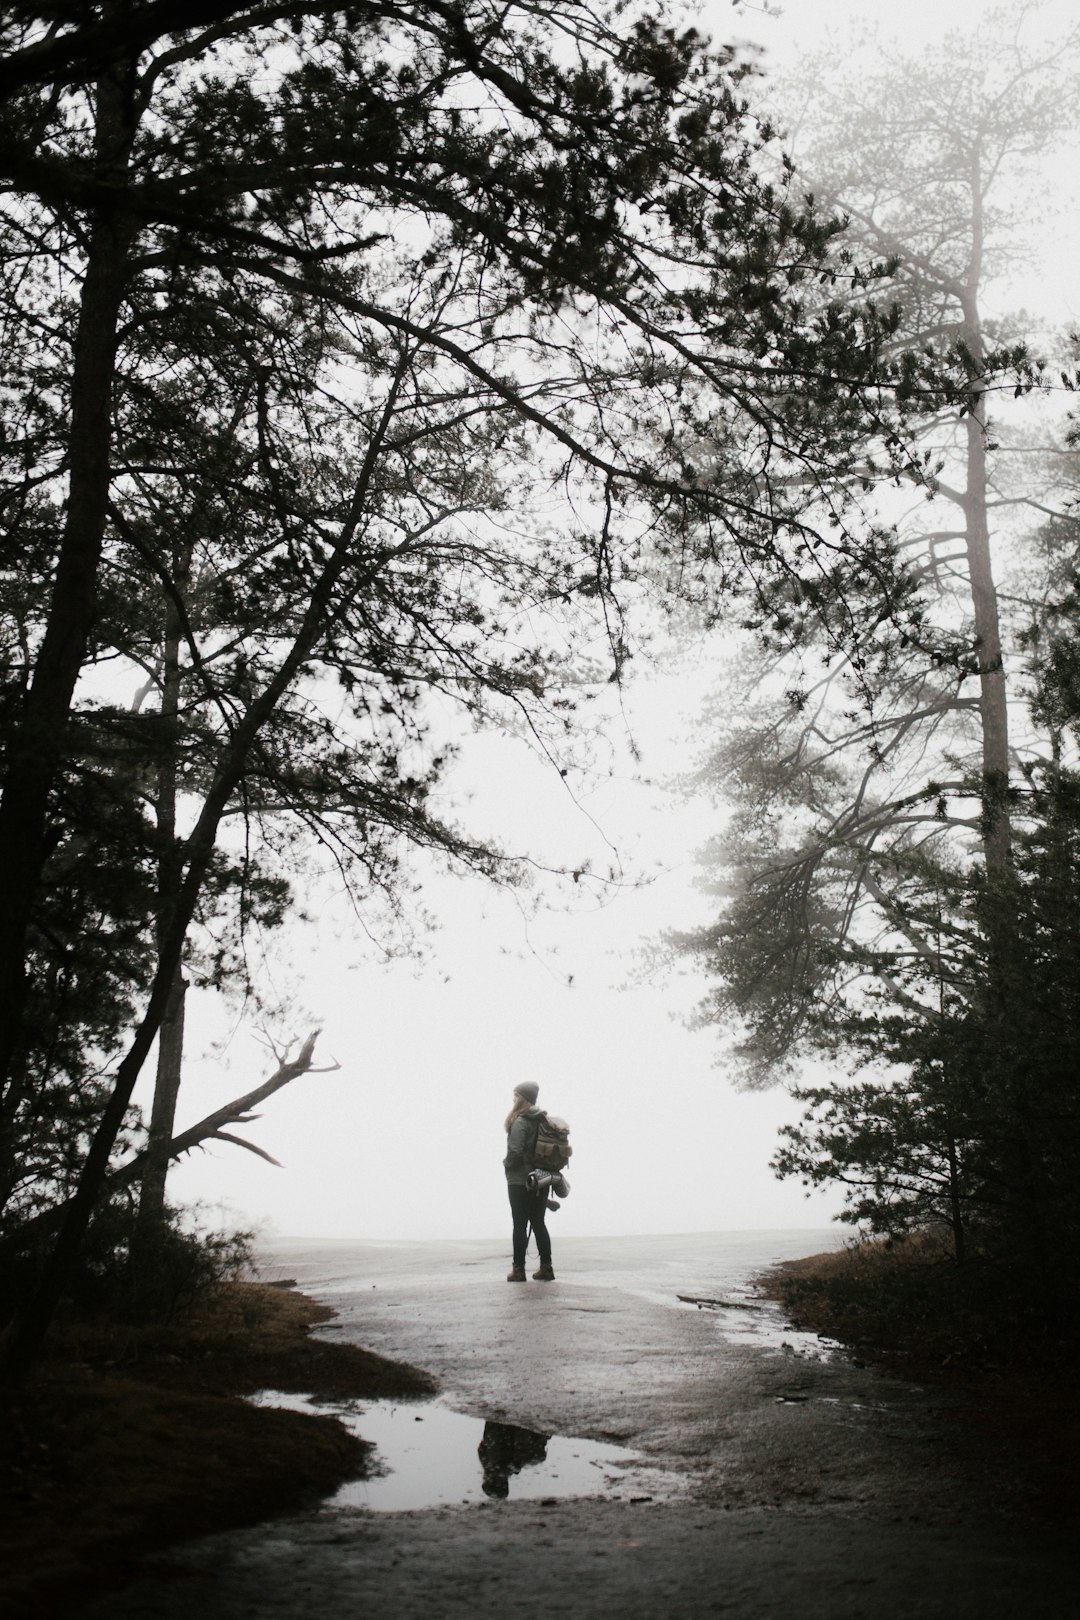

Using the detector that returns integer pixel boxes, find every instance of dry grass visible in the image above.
[0,1282,436,1618]
[759,1230,961,1357]
[759,1228,1071,1369]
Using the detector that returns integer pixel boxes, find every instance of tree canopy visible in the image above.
[0,0,910,1367]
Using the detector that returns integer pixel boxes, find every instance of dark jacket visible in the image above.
[504,1105,543,1186]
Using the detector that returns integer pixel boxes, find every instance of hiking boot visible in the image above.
[532,1265,555,1281]
[506,1266,527,1282]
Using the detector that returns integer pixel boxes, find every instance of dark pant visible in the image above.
[508,1183,551,1268]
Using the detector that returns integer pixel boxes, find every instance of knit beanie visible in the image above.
[514,1081,540,1104]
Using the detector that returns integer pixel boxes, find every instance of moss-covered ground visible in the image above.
[0,1282,435,1618]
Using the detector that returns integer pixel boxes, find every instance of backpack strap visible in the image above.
[524,1110,544,1168]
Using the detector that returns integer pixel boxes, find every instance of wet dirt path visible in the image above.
[75,1235,1078,1618]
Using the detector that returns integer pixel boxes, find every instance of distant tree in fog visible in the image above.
[664,3,1080,1273]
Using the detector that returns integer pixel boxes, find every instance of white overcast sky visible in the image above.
[157,0,1079,1244]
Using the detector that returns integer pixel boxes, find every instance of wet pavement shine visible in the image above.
[75,1231,1079,1619]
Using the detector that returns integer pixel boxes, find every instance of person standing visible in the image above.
[503,1082,554,1282]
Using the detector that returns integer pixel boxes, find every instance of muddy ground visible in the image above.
[73,1234,1078,1619]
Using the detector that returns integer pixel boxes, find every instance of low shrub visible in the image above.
[0,1195,252,1329]
[767,1227,1075,1370]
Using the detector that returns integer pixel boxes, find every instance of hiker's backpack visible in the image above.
[529,1111,572,1173]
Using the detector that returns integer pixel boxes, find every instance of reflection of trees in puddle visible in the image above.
[478,1420,552,1499]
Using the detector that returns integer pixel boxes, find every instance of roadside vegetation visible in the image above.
[765,1230,1070,1370]
[0,1271,434,1619]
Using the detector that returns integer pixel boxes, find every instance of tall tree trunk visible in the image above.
[0,55,137,1130]
[963,394,1011,877]
[956,192,1043,1263]
[135,969,188,1237]
[945,1129,966,1264]
[959,152,1010,879]
[135,543,191,1244]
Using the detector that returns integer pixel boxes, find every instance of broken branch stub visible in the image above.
[111,1028,338,1187]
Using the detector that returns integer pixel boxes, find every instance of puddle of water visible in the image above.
[252,1394,684,1512]
[718,1313,842,1359]
[672,1289,843,1361]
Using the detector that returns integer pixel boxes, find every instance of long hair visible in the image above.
[504,1093,535,1134]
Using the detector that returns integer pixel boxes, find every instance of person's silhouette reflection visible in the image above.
[478,1419,551,1498]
